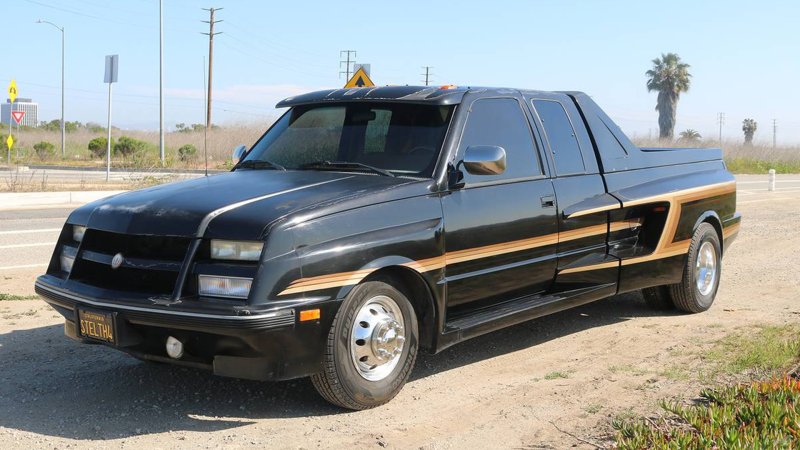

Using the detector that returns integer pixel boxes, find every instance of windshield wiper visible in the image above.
[234,159,286,171]
[298,161,395,177]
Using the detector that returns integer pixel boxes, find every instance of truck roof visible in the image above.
[276,86,582,108]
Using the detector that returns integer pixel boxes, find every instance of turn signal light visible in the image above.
[299,309,321,322]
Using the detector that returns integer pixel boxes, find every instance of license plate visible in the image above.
[77,308,116,344]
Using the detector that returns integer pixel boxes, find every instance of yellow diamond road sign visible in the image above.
[344,67,374,88]
[8,79,17,104]
[6,135,13,151]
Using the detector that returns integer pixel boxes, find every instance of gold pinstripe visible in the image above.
[277,219,642,296]
[560,181,737,274]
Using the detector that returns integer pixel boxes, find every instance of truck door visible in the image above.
[527,96,619,296]
[442,96,558,316]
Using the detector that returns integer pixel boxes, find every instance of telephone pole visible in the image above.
[421,66,433,86]
[339,50,356,80]
[202,7,222,129]
[717,112,725,144]
[773,119,777,148]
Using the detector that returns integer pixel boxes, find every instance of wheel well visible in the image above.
[364,266,437,353]
[701,216,724,253]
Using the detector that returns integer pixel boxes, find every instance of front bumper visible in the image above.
[35,276,339,381]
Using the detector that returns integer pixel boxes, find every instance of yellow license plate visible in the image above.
[78,309,115,343]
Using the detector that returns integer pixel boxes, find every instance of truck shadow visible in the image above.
[0,291,677,440]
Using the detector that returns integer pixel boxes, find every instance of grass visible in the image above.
[705,325,800,377]
[610,364,649,376]
[585,403,604,414]
[544,371,570,380]
[725,158,800,174]
[658,365,691,381]
[0,293,39,301]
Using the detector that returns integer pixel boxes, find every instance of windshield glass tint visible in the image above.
[243,103,455,177]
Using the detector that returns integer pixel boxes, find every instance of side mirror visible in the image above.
[462,145,506,175]
[232,144,248,162]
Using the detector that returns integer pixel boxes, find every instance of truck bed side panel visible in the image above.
[602,162,739,293]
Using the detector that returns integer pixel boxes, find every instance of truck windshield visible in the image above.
[242,102,455,177]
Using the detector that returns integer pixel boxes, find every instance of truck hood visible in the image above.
[68,170,419,240]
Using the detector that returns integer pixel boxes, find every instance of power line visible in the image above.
[421,66,433,86]
[339,50,357,80]
[201,7,223,128]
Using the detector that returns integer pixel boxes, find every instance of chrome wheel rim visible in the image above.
[350,295,406,382]
[694,241,718,296]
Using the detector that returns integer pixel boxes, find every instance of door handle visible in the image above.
[540,195,556,208]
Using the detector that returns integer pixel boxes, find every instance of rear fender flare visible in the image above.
[693,211,724,253]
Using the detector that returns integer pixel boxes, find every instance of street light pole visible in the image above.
[158,0,165,164]
[37,20,65,158]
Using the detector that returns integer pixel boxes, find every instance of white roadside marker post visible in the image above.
[768,169,776,192]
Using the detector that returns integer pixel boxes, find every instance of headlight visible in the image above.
[60,245,78,273]
[198,275,253,299]
[210,240,264,261]
[72,225,87,242]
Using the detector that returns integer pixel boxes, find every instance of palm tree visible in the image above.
[678,129,702,145]
[742,119,757,146]
[646,53,692,140]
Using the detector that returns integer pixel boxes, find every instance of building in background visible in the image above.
[1,98,39,127]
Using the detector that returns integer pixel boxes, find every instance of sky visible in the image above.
[6,0,800,144]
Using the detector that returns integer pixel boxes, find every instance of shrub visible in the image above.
[87,137,111,158]
[113,136,149,158]
[614,376,800,449]
[178,144,198,162]
[33,141,56,160]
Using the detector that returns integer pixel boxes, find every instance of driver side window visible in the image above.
[459,98,542,184]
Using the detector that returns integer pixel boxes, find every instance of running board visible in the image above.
[437,283,616,352]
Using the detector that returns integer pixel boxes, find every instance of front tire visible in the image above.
[311,280,418,410]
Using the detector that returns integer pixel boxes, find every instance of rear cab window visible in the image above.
[531,99,586,176]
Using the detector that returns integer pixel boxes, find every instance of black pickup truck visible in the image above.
[36,86,740,410]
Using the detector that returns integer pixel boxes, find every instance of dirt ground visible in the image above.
[0,182,798,449]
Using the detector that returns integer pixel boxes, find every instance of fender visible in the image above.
[693,210,724,252]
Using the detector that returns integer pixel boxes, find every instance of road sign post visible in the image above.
[7,79,17,164]
[104,55,119,182]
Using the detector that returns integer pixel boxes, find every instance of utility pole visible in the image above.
[421,66,433,86]
[717,112,725,144]
[772,119,777,149]
[158,0,165,164]
[339,50,357,80]
[202,7,222,129]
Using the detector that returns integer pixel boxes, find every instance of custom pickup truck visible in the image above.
[36,86,740,410]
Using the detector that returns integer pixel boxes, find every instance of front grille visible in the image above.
[69,229,191,296]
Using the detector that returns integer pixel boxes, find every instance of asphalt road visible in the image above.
[0,207,71,272]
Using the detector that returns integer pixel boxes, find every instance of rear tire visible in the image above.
[311,280,418,410]
[669,223,722,313]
